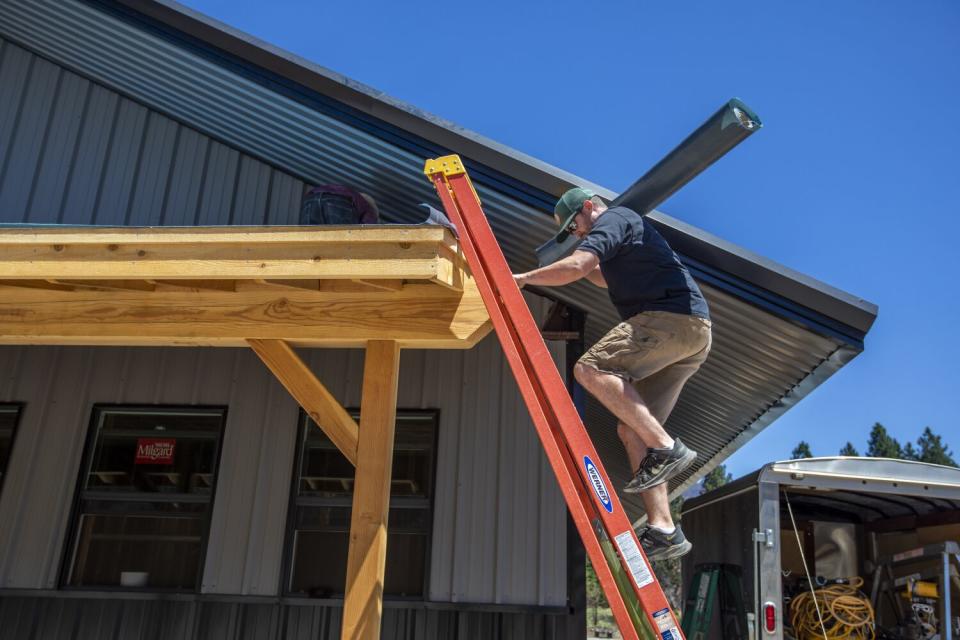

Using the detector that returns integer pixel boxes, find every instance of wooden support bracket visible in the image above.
[342,340,401,640]
[247,338,359,466]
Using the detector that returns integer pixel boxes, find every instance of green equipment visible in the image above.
[682,563,748,640]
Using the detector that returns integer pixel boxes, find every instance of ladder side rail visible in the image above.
[428,173,642,639]
[444,172,684,635]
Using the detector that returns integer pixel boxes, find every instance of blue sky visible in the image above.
[181,0,960,479]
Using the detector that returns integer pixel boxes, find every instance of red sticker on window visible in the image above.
[135,438,176,464]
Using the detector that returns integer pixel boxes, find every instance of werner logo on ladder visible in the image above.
[423,99,762,640]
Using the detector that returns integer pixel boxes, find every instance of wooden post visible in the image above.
[342,340,400,640]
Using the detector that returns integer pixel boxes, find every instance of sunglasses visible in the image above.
[565,207,583,234]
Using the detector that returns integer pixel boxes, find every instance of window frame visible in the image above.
[0,403,24,499]
[281,408,439,600]
[59,404,227,593]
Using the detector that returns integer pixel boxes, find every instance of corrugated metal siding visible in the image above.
[0,325,567,603]
[0,347,261,589]
[0,596,576,640]
[0,38,304,227]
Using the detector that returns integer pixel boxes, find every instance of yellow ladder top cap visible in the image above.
[423,155,466,177]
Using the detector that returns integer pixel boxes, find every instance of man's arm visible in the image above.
[514,250,599,289]
[584,266,607,288]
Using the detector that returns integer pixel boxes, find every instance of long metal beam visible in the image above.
[535,99,762,266]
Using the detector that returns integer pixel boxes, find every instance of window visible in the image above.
[0,404,22,495]
[286,411,437,598]
[63,406,225,591]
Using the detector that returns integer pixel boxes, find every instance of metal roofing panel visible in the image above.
[0,0,875,521]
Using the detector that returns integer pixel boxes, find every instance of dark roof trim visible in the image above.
[100,0,877,339]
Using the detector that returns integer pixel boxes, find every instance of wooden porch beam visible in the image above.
[0,226,463,289]
[342,340,400,640]
[0,281,491,349]
[248,339,359,466]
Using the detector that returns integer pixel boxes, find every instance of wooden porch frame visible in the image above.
[0,226,491,639]
[248,338,360,466]
[344,340,401,639]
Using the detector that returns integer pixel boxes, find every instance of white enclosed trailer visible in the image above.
[681,458,960,639]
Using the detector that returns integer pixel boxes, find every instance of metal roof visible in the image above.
[0,0,879,518]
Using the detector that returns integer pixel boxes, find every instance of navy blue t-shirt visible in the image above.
[578,206,710,321]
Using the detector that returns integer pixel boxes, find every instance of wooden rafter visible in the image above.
[0,279,74,291]
[148,279,237,292]
[343,340,400,640]
[48,279,157,292]
[350,279,404,292]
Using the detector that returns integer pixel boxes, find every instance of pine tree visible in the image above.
[915,427,957,467]
[701,464,733,493]
[839,442,859,456]
[902,442,919,461]
[791,441,813,459]
[866,423,902,459]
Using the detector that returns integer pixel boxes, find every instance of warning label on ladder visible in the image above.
[613,531,655,588]
[653,608,681,640]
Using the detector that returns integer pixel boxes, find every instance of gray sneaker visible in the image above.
[623,439,697,494]
[638,524,692,561]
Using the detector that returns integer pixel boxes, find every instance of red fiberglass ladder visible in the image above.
[424,155,685,640]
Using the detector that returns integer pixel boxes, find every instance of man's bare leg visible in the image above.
[617,422,674,529]
[574,362,674,449]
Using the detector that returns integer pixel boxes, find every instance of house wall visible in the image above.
[0,335,567,605]
[0,35,568,612]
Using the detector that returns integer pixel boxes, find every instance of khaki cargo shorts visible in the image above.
[578,311,712,424]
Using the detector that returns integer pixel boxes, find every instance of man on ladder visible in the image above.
[513,187,712,560]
